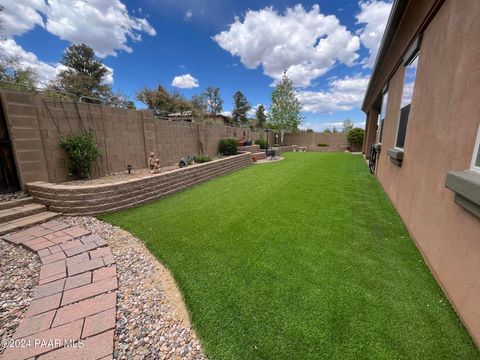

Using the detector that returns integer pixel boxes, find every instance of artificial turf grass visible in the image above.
[99,152,480,360]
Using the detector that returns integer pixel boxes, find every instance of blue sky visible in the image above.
[1,0,392,131]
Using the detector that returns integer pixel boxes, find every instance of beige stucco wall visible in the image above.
[371,0,480,345]
[0,92,264,185]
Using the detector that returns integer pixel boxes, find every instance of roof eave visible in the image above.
[361,0,409,112]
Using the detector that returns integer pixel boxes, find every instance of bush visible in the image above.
[317,143,328,147]
[59,132,100,179]
[194,155,212,163]
[347,128,365,146]
[255,138,267,149]
[219,138,238,156]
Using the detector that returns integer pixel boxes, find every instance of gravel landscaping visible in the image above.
[0,191,28,202]
[0,240,41,355]
[60,216,207,360]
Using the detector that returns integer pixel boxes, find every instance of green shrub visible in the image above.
[194,155,212,163]
[219,138,238,156]
[59,132,100,179]
[317,143,328,147]
[347,128,365,146]
[255,138,267,149]
[273,143,280,147]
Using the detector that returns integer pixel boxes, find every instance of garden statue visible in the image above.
[148,152,161,173]
[179,155,194,168]
[152,159,161,173]
[148,152,156,170]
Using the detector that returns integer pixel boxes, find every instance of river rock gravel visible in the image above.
[0,191,28,202]
[60,216,208,360]
[0,241,41,355]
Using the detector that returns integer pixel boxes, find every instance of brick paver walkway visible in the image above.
[2,220,117,360]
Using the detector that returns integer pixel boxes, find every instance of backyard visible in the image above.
[100,152,479,360]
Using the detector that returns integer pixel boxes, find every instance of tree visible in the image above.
[268,73,303,132]
[323,128,332,133]
[110,91,135,109]
[136,85,191,116]
[52,43,112,100]
[255,104,267,129]
[347,128,365,148]
[191,94,208,117]
[232,91,251,125]
[342,118,354,133]
[172,93,193,115]
[306,128,314,133]
[1,7,34,86]
[0,56,38,89]
[136,85,170,114]
[332,126,338,133]
[204,87,223,115]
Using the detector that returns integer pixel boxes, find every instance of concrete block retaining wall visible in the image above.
[27,152,254,215]
[238,144,261,153]
[0,90,265,187]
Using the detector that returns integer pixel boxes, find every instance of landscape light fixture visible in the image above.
[127,164,132,174]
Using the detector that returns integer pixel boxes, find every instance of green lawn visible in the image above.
[100,152,479,360]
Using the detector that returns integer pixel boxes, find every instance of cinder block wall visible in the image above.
[0,91,50,186]
[284,132,349,151]
[0,90,266,186]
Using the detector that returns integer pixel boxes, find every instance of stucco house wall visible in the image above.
[362,0,480,346]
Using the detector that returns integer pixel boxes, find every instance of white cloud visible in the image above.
[184,10,193,21]
[247,103,265,118]
[171,74,199,89]
[1,0,46,37]
[0,39,62,85]
[297,74,369,114]
[101,65,114,85]
[221,110,232,117]
[0,39,114,86]
[300,120,365,132]
[356,0,393,68]
[213,5,360,88]
[1,0,156,57]
[299,121,342,132]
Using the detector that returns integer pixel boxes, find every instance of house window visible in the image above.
[377,91,388,143]
[472,125,480,172]
[395,54,419,149]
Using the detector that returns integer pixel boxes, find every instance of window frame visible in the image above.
[471,125,480,172]
[394,52,419,150]
[376,90,388,144]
